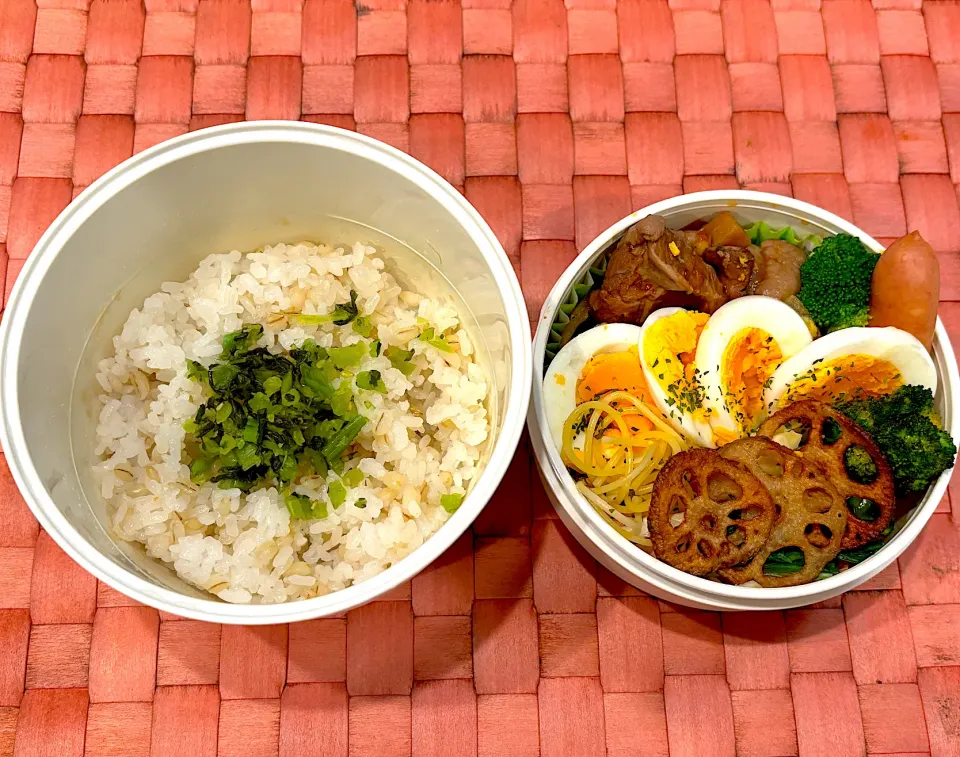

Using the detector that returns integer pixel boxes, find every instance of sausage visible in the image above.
[869,231,939,350]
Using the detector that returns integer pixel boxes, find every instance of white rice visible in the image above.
[94,241,489,603]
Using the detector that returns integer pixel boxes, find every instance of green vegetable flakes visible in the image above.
[291,291,360,327]
[353,316,374,338]
[440,493,464,513]
[420,327,455,353]
[285,492,327,520]
[357,370,387,393]
[329,342,367,370]
[385,346,416,376]
[327,480,347,508]
[182,324,370,511]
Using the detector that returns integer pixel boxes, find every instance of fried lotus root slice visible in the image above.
[759,400,895,548]
[717,438,847,587]
[649,449,776,576]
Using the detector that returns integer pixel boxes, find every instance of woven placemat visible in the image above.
[1,0,960,754]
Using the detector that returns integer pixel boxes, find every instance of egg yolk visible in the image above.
[782,354,903,405]
[642,311,710,418]
[576,347,656,444]
[712,426,741,446]
[722,328,783,432]
[576,348,649,404]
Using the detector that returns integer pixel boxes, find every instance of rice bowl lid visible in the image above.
[0,121,534,623]
[528,190,960,610]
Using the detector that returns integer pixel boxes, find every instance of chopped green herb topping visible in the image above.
[343,468,364,487]
[292,291,360,327]
[328,480,347,508]
[357,370,387,393]
[353,315,374,338]
[182,324,369,508]
[221,324,264,358]
[663,372,705,417]
[285,492,327,520]
[440,493,463,513]
[329,342,367,370]
[419,326,455,353]
[385,346,416,376]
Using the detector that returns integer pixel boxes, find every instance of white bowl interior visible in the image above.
[530,191,958,610]
[1,124,529,621]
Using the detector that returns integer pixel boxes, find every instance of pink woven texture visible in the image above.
[1,0,960,754]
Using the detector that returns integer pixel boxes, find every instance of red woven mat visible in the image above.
[2,0,960,754]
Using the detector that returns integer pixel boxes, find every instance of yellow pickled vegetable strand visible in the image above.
[561,391,692,550]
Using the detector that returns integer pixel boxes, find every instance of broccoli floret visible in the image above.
[797,234,879,333]
[835,385,957,493]
[836,399,876,432]
[874,415,957,493]
[889,384,940,423]
[837,384,936,432]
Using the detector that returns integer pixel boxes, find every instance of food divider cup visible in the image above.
[528,190,959,611]
[0,121,532,624]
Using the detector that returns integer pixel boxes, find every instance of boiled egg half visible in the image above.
[638,308,715,447]
[763,326,937,409]
[542,323,652,453]
[695,296,813,440]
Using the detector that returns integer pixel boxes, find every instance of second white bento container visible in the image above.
[528,191,959,611]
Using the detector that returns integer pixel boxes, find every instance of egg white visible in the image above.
[542,323,644,451]
[763,326,937,408]
[695,296,813,439]
[638,307,715,448]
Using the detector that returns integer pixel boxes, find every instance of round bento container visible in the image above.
[529,190,959,611]
[0,121,531,624]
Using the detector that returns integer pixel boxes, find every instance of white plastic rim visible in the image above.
[529,190,959,611]
[0,121,532,623]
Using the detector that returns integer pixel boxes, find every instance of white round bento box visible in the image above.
[0,121,531,624]
[528,190,959,611]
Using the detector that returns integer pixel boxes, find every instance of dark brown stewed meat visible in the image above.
[703,245,761,299]
[588,215,728,324]
[587,215,811,327]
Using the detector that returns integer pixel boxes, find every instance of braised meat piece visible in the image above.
[703,245,760,298]
[588,215,728,324]
[587,214,810,327]
[754,240,807,300]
